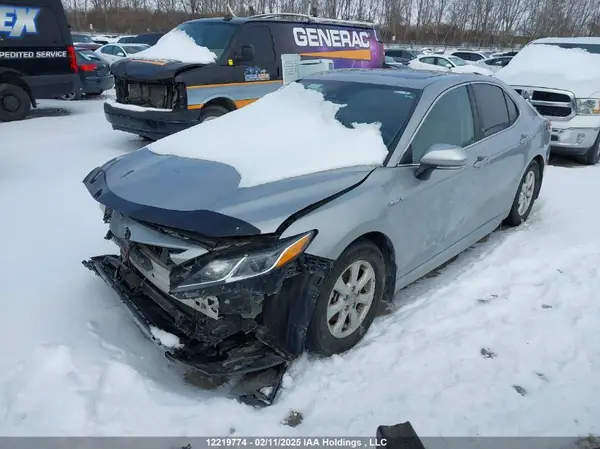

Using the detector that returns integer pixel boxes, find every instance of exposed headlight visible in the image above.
[575,98,600,115]
[171,231,316,292]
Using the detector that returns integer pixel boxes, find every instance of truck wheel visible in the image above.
[60,92,82,101]
[199,105,229,123]
[503,160,541,227]
[0,83,31,122]
[305,240,386,356]
[574,140,600,166]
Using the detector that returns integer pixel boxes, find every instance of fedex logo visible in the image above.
[0,5,40,38]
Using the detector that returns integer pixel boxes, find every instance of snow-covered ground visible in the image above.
[1,93,599,438]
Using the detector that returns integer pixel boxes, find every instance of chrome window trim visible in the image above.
[395,80,523,167]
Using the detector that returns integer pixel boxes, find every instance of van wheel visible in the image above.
[199,105,229,123]
[0,83,31,122]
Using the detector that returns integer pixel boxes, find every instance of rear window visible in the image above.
[0,4,64,45]
[298,79,421,150]
[533,42,600,54]
[72,34,94,43]
[77,50,102,62]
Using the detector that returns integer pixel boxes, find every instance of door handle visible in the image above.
[520,134,529,144]
[473,155,488,168]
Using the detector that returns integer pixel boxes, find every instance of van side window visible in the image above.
[235,26,275,63]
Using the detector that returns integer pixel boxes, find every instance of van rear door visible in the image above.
[0,0,77,98]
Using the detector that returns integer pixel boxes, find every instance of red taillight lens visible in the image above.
[79,63,97,72]
[67,45,78,73]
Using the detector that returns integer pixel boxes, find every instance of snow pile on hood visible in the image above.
[131,30,216,64]
[148,82,389,187]
[495,44,600,92]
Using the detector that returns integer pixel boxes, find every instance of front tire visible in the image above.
[503,160,541,227]
[574,139,600,166]
[199,105,229,123]
[305,240,386,356]
[0,83,31,122]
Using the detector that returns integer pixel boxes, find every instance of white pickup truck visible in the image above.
[495,37,600,165]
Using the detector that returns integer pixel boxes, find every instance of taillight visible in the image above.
[79,63,98,72]
[67,45,78,73]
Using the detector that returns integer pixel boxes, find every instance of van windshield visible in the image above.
[175,22,238,59]
[533,42,600,54]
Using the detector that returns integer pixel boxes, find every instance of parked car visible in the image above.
[71,33,102,51]
[122,32,165,46]
[409,55,494,75]
[495,37,600,165]
[0,0,79,121]
[105,15,386,141]
[114,35,137,43]
[384,48,418,65]
[450,50,488,62]
[60,48,114,100]
[83,69,550,406]
[474,56,513,73]
[492,50,519,58]
[95,43,150,65]
[385,56,411,69]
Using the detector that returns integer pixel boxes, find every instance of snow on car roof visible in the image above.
[495,43,600,83]
[147,82,389,188]
[130,29,216,64]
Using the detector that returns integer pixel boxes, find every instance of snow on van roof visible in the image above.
[495,43,600,85]
[131,30,216,64]
[147,82,389,188]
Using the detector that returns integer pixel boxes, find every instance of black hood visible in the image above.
[83,148,375,238]
[111,59,206,82]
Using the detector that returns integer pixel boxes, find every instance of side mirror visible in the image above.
[236,45,254,62]
[444,63,453,68]
[117,52,125,57]
[415,144,468,180]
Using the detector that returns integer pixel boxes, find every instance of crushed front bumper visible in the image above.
[83,254,290,377]
[104,101,199,140]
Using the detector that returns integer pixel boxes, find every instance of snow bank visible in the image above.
[149,326,184,349]
[496,44,600,91]
[131,30,216,64]
[148,82,389,188]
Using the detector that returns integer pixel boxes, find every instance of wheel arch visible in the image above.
[340,231,397,304]
[0,69,34,106]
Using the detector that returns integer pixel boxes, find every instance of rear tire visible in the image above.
[60,92,82,101]
[574,139,600,166]
[0,83,31,122]
[503,160,541,227]
[305,240,386,356]
[199,105,229,123]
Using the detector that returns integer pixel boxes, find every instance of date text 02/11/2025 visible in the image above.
[205,438,389,448]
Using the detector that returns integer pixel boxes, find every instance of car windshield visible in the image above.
[448,56,466,66]
[298,80,420,150]
[533,42,600,54]
[123,45,149,54]
[72,34,93,43]
[175,22,238,58]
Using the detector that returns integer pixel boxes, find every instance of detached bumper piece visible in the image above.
[83,254,291,407]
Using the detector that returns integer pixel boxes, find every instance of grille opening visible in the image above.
[532,91,571,103]
[535,105,572,117]
[115,78,176,109]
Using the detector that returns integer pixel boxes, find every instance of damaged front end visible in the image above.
[83,206,333,406]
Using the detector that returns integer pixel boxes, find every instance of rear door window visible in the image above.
[472,83,511,138]
[420,57,436,65]
[0,4,64,46]
[504,91,519,125]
